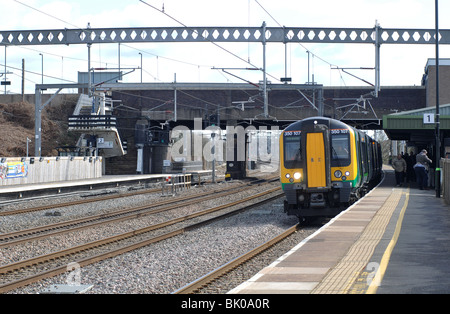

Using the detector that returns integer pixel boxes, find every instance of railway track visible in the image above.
[173,223,300,294]
[0,185,283,293]
[0,177,275,217]
[0,186,161,216]
[0,179,276,246]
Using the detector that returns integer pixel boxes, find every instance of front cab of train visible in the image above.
[280,118,360,219]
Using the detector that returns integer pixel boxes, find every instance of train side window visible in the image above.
[284,134,302,168]
[331,133,350,167]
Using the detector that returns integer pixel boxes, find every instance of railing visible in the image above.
[161,174,192,196]
[68,115,117,129]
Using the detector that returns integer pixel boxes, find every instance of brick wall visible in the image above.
[425,64,450,107]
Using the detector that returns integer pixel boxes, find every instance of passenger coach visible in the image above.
[280,117,382,220]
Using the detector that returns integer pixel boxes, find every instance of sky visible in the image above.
[1,0,450,95]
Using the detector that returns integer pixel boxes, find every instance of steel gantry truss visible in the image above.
[1,25,449,45]
[1,24,450,156]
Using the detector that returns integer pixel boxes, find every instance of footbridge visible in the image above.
[107,82,425,130]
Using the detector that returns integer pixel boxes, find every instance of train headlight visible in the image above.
[345,171,350,176]
[334,170,342,178]
[285,173,291,178]
[294,172,301,180]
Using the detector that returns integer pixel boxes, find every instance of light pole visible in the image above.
[3,46,6,94]
[435,0,441,198]
[139,52,143,110]
[26,137,31,157]
[211,132,216,183]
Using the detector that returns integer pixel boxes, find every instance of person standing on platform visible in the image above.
[405,151,416,183]
[392,153,407,187]
[414,149,432,190]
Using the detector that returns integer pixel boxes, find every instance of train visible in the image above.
[280,117,382,220]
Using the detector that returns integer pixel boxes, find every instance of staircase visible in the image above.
[68,93,126,158]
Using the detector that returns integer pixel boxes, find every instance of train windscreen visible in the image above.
[331,130,350,167]
[283,132,302,169]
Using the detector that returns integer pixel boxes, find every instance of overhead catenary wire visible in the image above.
[138,0,281,84]
[138,0,256,68]
[12,0,332,82]
[254,0,336,67]
[253,0,387,110]
[0,62,77,84]
[10,0,299,90]
[10,0,236,88]
[253,0,361,88]
[13,0,82,30]
[9,0,318,117]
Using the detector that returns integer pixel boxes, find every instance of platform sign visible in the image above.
[423,113,435,124]
[97,138,113,149]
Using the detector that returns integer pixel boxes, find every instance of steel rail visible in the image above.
[0,188,283,293]
[173,223,300,294]
[0,179,275,246]
[0,187,161,216]
[0,177,273,216]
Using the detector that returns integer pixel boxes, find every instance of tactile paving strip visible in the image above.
[311,189,403,294]
[230,180,407,294]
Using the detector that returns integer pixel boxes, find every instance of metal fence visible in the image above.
[161,174,192,196]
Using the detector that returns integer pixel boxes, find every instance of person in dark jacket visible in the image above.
[405,151,416,183]
[392,154,407,186]
[414,149,432,190]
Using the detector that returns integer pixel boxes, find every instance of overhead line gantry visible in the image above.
[1,24,449,156]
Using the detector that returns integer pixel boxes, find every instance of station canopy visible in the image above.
[383,103,450,146]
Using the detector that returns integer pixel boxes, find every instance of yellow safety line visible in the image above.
[366,190,410,294]
[311,189,402,294]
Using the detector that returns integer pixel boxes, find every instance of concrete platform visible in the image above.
[0,174,169,199]
[229,170,450,294]
[0,171,216,200]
